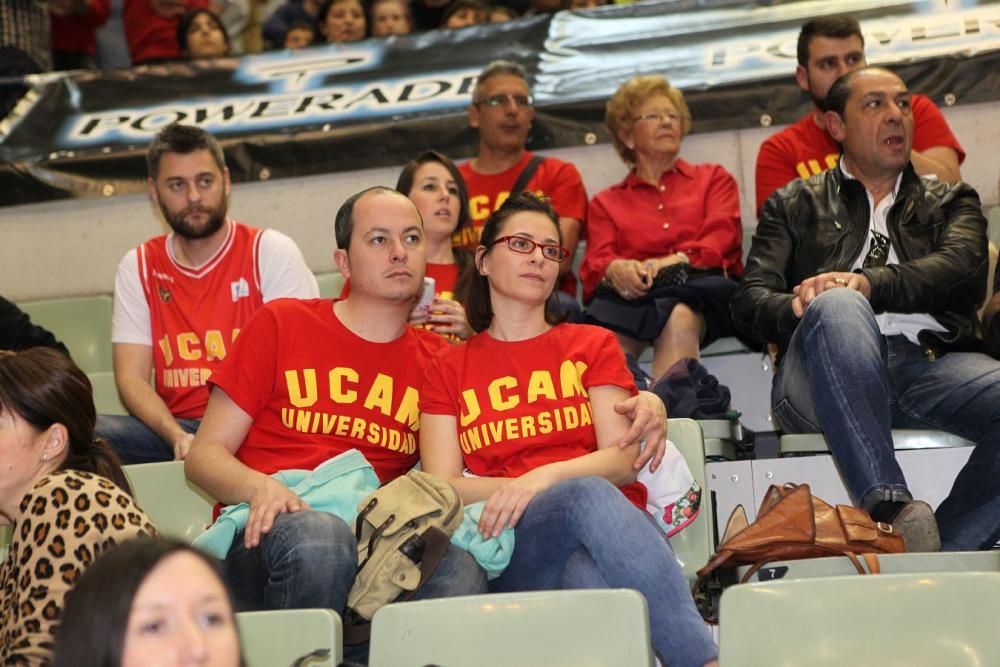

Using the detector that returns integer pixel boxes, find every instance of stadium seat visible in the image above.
[368,589,654,667]
[18,295,113,374]
[88,371,127,415]
[667,418,716,582]
[719,572,1000,666]
[699,418,747,461]
[237,609,342,667]
[779,429,973,456]
[315,272,345,299]
[124,461,215,542]
[0,525,10,562]
[736,549,1000,583]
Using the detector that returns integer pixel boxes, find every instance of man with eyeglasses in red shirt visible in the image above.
[458,60,587,320]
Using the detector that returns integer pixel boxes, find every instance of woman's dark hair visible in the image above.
[395,149,471,237]
[0,348,130,493]
[54,538,241,667]
[176,9,231,56]
[464,191,565,333]
[317,0,370,40]
[396,150,475,306]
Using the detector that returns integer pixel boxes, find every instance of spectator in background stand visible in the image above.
[410,0,450,31]
[339,150,475,341]
[525,0,560,13]
[283,20,316,48]
[262,0,320,49]
[98,124,317,464]
[50,0,111,70]
[581,75,743,380]
[317,0,366,42]
[177,8,231,58]
[0,0,50,119]
[369,0,412,37]
[488,4,517,22]
[442,0,486,28]
[123,0,211,64]
[94,0,133,69]
[459,60,588,323]
[753,15,964,216]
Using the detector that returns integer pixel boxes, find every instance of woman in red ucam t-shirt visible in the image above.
[420,192,717,667]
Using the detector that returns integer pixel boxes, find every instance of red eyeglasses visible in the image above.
[491,235,569,262]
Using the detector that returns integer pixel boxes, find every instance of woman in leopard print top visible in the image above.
[0,349,157,666]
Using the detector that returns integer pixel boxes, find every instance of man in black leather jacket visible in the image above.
[733,67,1000,553]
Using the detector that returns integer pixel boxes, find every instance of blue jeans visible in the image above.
[96,414,200,464]
[490,477,717,667]
[224,510,487,663]
[772,289,1000,551]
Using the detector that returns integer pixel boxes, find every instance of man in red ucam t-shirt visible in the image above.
[185,187,671,660]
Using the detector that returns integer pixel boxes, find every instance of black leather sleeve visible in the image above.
[731,192,802,349]
[862,182,988,317]
[0,296,72,358]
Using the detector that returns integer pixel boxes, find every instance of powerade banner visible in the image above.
[1,0,998,207]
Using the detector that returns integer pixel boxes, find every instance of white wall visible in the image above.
[2,100,996,301]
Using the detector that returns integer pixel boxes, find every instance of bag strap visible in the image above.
[510,155,544,196]
[342,526,452,646]
[861,552,882,574]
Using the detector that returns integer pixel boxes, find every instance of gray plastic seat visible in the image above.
[314,272,345,299]
[124,461,215,542]
[667,418,716,582]
[369,589,653,667]
[88,371,126,416]
[719,572,1000,666]
[238,609,341,667]
[736,549,1000,583]
[0,525,10,562]
[19,295,113,373]
[780,429,973,456]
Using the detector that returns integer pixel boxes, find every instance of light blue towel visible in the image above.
[193,450,514,578]
[194,449,380,558]
[451,502,515,580]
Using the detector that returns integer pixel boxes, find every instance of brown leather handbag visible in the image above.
[697,483,905,583]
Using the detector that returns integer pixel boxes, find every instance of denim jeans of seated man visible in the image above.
[772,289,1000,551]
[95,414,200,464]
[489,476,718,667]
[223,509,488,664]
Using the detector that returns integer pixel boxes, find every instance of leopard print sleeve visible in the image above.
[0,470,157,666]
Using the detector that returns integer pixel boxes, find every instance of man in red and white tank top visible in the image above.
[98,124,318,464]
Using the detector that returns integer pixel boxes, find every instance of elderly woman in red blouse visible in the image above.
[581,75,743,379]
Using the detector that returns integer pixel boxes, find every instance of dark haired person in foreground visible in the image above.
[734,67,999,552]
[55,538,242,667]
[0,348,156,665]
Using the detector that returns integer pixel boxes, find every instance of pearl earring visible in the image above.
[42,453,49,461]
